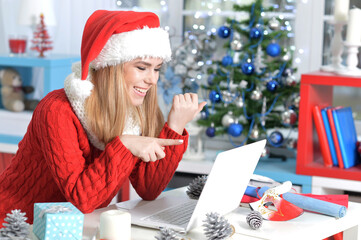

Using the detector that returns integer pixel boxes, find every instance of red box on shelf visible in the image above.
[296,71,361,181]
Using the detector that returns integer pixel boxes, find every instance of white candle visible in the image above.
[334,0,350,21]
[346,8,361,44]
[100,210,131,240]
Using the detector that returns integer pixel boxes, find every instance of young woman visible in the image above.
[0,10,206,224]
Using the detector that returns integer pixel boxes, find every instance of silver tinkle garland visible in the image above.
[0,209,30,239]
[203,212,234,240]
[186,175,208,200]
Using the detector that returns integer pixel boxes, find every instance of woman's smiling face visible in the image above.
[123,58,163,106]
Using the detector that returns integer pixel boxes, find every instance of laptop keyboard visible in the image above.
[142,200,197,226]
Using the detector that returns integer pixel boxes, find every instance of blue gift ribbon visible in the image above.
[39,205,72,218]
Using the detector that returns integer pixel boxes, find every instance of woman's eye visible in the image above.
[137,67,145,71]
[154,68,161,72]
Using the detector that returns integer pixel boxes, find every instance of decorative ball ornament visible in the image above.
[281,109,298,126]
[250,27,262,39]
[250,88,263,101]
[261,146,270,158]
[246,211,263,230]
[209,90,221,103]
[282,68,293,77]
[200,111,209,120]
[222,111,236,127]
[250,125,260,140]
[228,123,243,137]
[218,26,232,38]
[266,80,278,92]
[230,39,243,51]
[285,75,297,86]
[207,74,216,85]
[266,42,281,57]
[268,17,280,30]
[241,62,255,75]
[222,55,233,66]
[292,94,301,109]
[270,131,284,145]
[282,52,291,61]
[235,97,244,108]
[206,125,216,138]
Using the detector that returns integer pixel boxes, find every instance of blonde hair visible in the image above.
[85,64,165,145]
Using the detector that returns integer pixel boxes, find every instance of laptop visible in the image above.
[117,139,266,233]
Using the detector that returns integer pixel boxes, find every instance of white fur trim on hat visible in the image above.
[64,62,140,150]
[90,27,171,69]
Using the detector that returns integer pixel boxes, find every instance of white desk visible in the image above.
[81,188,361,240]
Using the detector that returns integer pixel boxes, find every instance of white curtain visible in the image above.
[0,0,119,55]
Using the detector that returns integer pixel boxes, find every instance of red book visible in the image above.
[327,107,344,168]
[312,105,333,167]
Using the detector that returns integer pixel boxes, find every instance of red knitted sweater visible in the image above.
[0,89,188,224]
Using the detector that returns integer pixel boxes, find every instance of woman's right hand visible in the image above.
[119,135,184,162]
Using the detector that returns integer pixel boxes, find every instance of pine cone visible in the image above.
[154,227,179,240]
[246,211,263,230]
[0,210,29,239]
[186,175,207,200]
[203,212,233,240]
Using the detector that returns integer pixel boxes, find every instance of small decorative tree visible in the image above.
[31,13,53,57]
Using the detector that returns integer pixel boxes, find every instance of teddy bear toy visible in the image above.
[0,68,39,112]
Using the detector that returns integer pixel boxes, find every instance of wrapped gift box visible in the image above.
[33,202,84,240]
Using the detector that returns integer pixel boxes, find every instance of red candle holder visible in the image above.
[8,35,27,55]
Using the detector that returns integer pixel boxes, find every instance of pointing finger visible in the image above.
[156,138,184,146]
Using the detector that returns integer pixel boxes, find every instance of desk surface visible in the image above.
[81,188,361,240]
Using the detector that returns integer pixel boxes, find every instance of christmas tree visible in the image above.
[197,0,300,150]
[31,13,53,57]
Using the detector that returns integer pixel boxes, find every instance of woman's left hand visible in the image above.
[167,93,207,134]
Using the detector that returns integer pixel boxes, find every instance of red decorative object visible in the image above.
[31,13,53,57]
[8,37,27,54]
[296,71,361,181]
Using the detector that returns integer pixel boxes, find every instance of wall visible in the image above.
[0,0,118,55]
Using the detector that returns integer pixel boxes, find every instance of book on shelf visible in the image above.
[332,107,360,169]
[327,107,344,169]
[321,107,338,167]
[312,105,333,167]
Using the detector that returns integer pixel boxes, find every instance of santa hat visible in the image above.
[81,10,172,80]
[64,10,171,150]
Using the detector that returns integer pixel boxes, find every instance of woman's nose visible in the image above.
[145,71,159,85]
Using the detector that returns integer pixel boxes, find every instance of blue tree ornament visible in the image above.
[218,26,232,38]
[241,62,255,75]
[222,55,233,67]
[209,90,221,103]
[270,131,284,145]
[249,27,262,39]
[201,111,209,120]
[266,80,278,92]
[228,123,243,137]
[207,74,216,85]
[206,126,216,137]
[266,43,281,57]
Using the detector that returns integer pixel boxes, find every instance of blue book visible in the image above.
[332,107,360,169]
[321,107,338,166]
